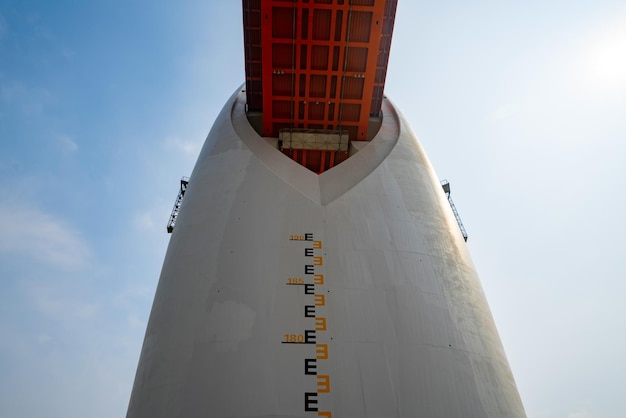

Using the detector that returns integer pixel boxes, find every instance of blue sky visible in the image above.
[1,1,625,417]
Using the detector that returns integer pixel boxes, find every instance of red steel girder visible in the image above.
[256,0,393,141]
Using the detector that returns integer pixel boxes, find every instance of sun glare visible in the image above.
[583,24,626,91]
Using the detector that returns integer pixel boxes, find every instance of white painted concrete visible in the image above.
[127,87,526,417]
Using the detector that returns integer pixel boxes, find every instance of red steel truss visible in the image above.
[243,0,397,173]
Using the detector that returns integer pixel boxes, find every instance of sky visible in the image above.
[0,1,625,417]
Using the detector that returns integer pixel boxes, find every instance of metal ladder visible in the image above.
[441,180,468,242]
[166,177,189,233]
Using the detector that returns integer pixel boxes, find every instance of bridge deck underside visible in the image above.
[243,0,397,173]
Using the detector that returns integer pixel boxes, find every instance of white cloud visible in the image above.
[568,409,593,418]
[132,197,174,235]
[25,281,99,320]
[127,314,145,330]
[0,204,91,270]
[163,136,202,156]
[113,285,154,311]
[133,211,155,230]
[0,80,55,115]
[58,134,78,153]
